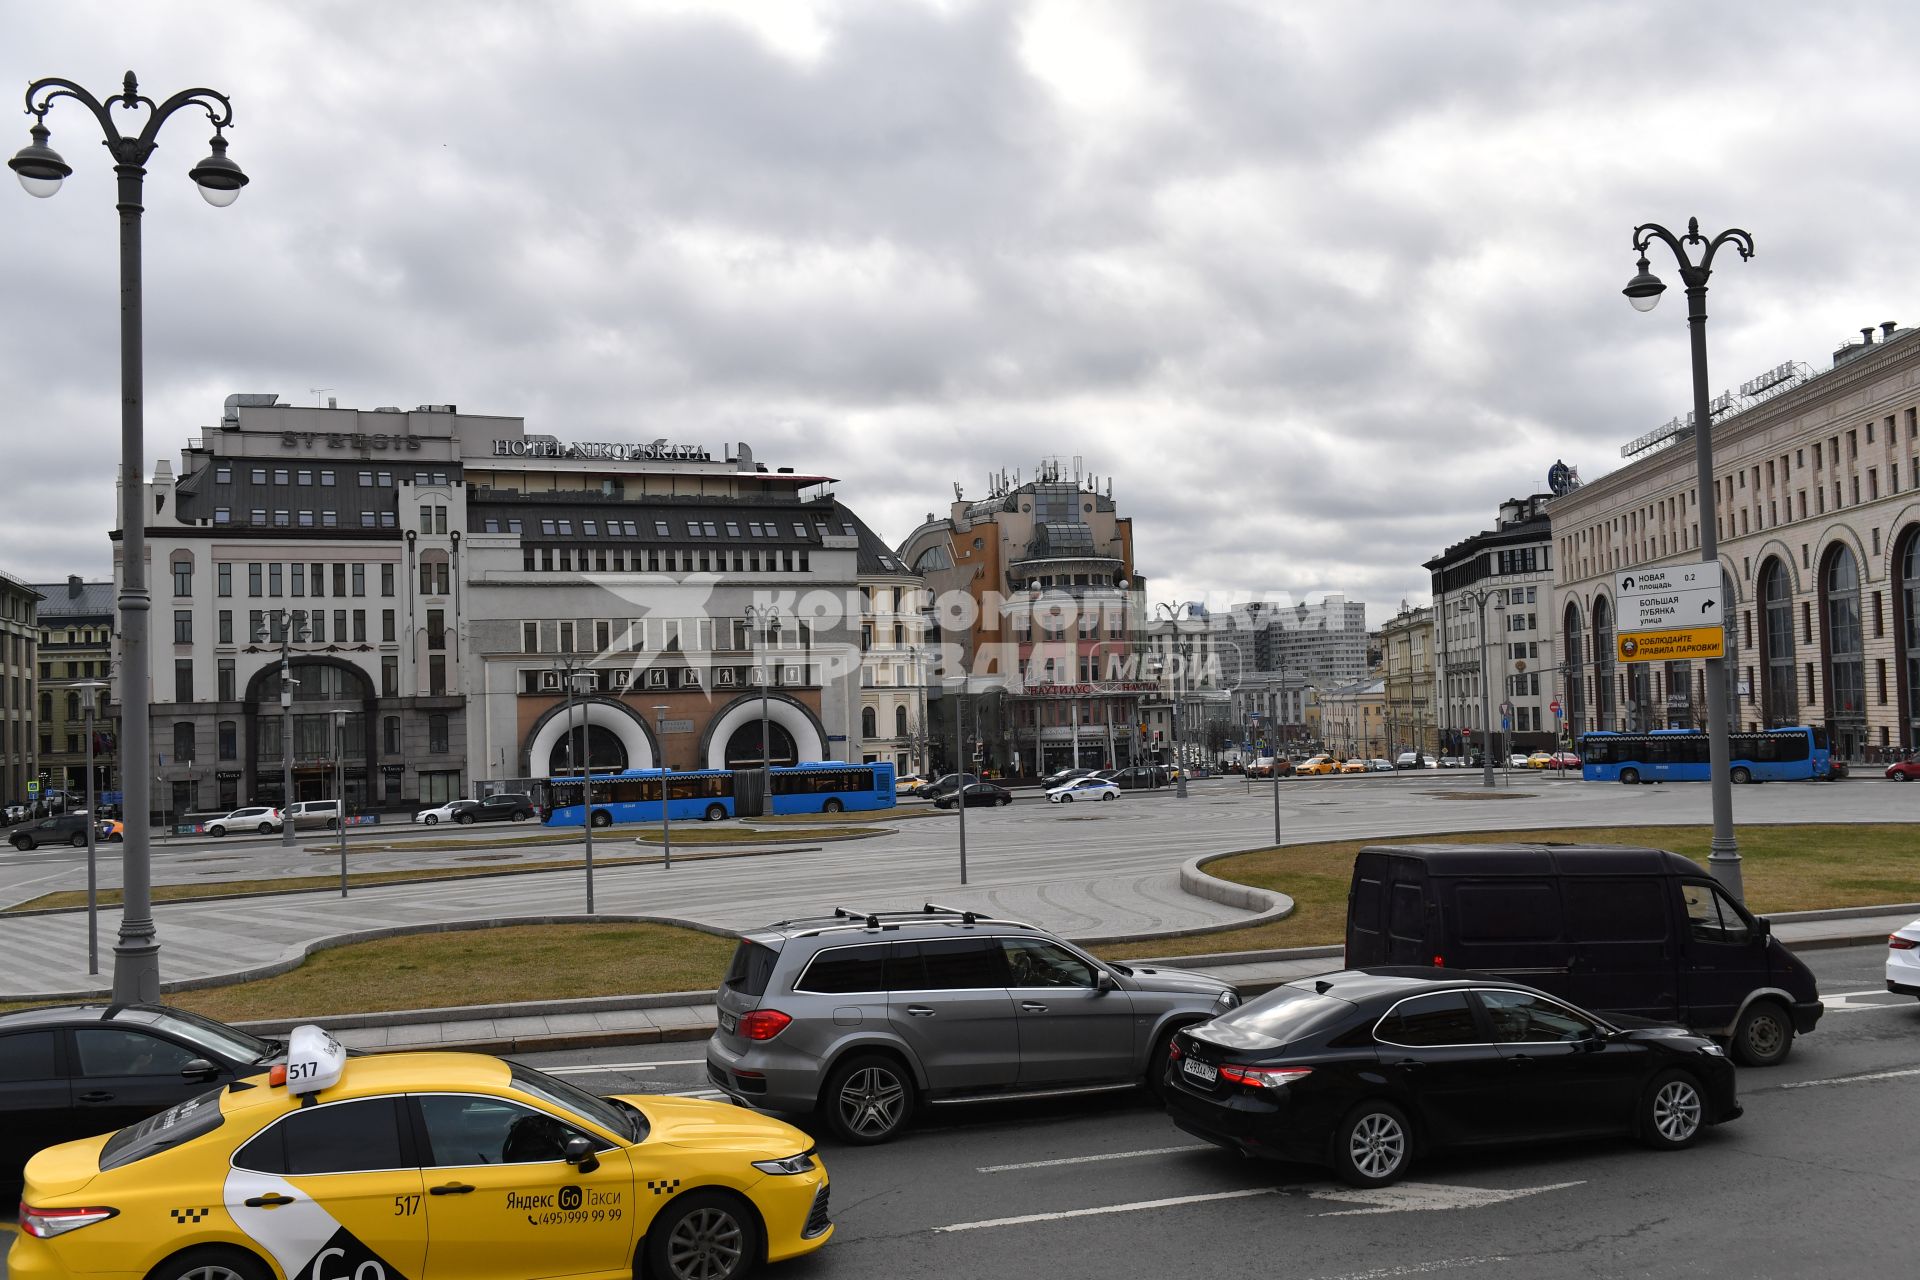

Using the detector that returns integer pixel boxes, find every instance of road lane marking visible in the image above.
[1304,1258,1513,1279]
[1307,1180,1584,1216]
[977,1144,1212,1173]
[542,1058,707,1075]
[935,1186,1284,1231]
[1820,989,1917,1013]
[1781,1067,1920,1090]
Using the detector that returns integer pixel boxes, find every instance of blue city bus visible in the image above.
[1578,727,1831,784]
[543,761,898,826]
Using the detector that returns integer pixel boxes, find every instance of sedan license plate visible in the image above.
[719,1011,738,1034]
[1182,1058,1217,1084]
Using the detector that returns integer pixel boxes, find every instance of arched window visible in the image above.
[895,705,909,736]
[1592,597,1616,731]
[1898,528,1920,749]
[861,706,878,739]
[1758,557,1797,726]
[1822,544,1866,760]
[1562,602,1585,736]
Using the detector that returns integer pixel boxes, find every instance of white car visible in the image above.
[204,805,282,837]
[1507,753,1531,768]
[414,800,467,825]
[1889,916,1920,1000]
[1046,776,1121,803]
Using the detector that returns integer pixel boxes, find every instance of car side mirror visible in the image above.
[564,1135,600,1172]
[1752,917,1771,939]
[181,1058,220,1081]
[1096,971,1120,994]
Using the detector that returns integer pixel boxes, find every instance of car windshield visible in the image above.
[509,1061,643,1142]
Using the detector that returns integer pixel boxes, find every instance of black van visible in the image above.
[1344,843,1822,1065]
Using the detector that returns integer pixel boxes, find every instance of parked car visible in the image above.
[1548,751,1583,770]
[1526,751,1555,769]
[1162,969,1741,1187]
[456,792,536,823]
[707,906,1239,1142]
[1366,758,1394,772]
[1345,842,1822,1065]
[284,799,342,830]
[4,803,27,825]
[203,806,283,837]
[1040,766,1098,790]
[1296,755,1338,776]
[895,773,931,795]
[1047,776,1120,803]
[1394,751,1427,769]
[9,814,91,850]
[1890,916,1920,999]
[1438,755,1464,768]
[0,1002,284,1192]
[97,819,124,844]
[1339,759,1367,774]
[1884,757,1920,781]
[933,781,1013,809]
[1096,766,1166,790]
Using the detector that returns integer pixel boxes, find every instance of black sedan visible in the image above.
[933,781,1014,809]
[1162,969,1740,1187]
[0,1003,285,1191]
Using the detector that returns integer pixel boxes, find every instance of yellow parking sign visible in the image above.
[1617,627,1725,663]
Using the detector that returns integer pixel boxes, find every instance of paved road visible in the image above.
[3,772,1916,998]
[6,945,1910,1278]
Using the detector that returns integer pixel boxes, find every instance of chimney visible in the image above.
[1863,327,1875,345]
[327,396,337,409]
[1884,321,1898,339]
[68,574,82,599]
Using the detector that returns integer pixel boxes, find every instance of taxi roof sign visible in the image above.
[284,1024,347,1096]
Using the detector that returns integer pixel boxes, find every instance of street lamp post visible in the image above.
[1455,589,1507,789]
[744,604,780,816]
[71,679,110,975]
[333,710,348,898]
[1623,217,1754,902]
[274,613,300,847]
[653,705,672,872]
[1154,602,1192,798]
[553,657,595,912]
[953,674,968,885]
[11,73,250,1003]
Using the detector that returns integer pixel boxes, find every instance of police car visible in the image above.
[12,1026,831,1280]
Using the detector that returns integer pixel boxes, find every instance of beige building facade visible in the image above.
[1379,604,1437,756]
[1551,322,1920,762]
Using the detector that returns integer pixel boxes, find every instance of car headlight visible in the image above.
[751,1151,818,1175]
[1699,1042,1726,1057]
[1214,988,1241,1012]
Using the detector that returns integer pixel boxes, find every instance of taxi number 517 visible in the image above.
[393,1195,421,1217]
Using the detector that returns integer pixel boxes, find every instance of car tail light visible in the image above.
[737,1010,793,1041]
[20,1204,118,1238]
[1218,1064,1313,1090]
[1166,1037,1184,1062]
[1432,954,1445,968]
[1891,935,1919,950]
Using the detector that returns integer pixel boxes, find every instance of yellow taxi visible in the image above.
[12,1026,830,1280]
[895,774,929,796]
[1295,755,1338,776]
[1526,752,1555,770]
[1339,758,1368,774]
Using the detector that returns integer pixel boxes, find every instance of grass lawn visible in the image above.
[162,923,741,1023]
[1096,823,1920,961]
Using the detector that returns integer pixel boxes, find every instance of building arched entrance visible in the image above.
[524,700,656,777]
[700,695,827,770]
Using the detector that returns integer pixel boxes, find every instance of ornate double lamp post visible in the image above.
[1622,217,1754,901]
[11,72,250,1000]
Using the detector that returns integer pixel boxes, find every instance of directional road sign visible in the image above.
[1617,563,1725,661]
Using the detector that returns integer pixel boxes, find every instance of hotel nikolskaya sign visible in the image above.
[1615,564,1726,663]
[491,438,712,462]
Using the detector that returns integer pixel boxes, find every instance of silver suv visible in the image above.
[706,905,1240,1144]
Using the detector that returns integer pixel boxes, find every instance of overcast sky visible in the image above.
[7,0,1920,622]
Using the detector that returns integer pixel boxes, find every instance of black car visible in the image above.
[932,781,1013,809]
[1162,968,1740,1187]
[1041,766,1098,789]
[0,1003,285,1190]
[456,792,536,823]
[921,772,981,801]
[9,814,92,850]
